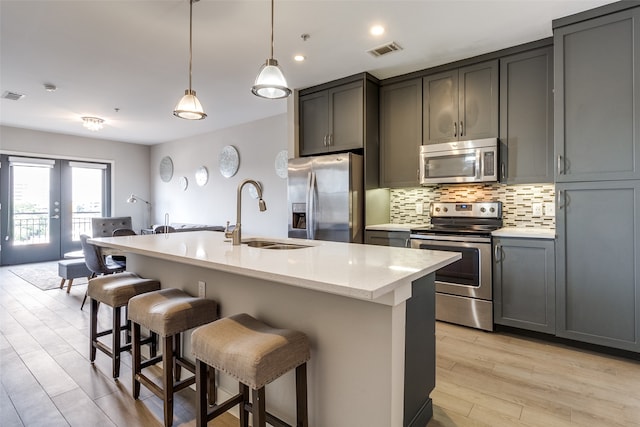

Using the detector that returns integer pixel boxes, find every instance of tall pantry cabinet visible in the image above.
[554,4,640,352]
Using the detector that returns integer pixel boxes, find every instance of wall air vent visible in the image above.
[2,91,25,101]
[367,41,403,57]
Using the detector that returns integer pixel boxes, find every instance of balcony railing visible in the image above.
[12,211,102,245]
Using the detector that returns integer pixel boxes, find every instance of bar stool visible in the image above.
[128,288,218,427]
[88,272,161,378]
[191,313,310,427]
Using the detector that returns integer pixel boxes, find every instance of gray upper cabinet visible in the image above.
[423,60,498,145]
[499,46,553,184]
[554,7,640,182]
[299,81,364,156]
[380,78,422,188]
[493,237,555,334]
[555,180,640,352]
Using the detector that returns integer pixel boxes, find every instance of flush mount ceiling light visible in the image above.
[82,116,104,131]
[251,0,291,99]
[173,0,206,120]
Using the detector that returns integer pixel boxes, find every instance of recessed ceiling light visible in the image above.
[370,25,385,36]
[294,55,305,62]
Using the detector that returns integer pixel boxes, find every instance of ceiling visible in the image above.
[0,0,615,145]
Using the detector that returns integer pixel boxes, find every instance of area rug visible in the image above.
[8,261,88,291]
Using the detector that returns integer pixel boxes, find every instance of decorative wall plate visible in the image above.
[275,150,288,179]
[219,145,239,178]
[159,156,174,182]
[178,176,188,191]
[195,166,208,186]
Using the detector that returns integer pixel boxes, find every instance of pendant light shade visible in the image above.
[174,89,206,120]
[252,0,291,99]
[252,58,291,99]
[173,0,206,120]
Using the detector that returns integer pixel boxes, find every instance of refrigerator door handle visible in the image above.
[308,171,317,240]
[305,172,313,240]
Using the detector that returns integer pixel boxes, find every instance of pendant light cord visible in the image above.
[188,0,194,91]
[270,0,274,60]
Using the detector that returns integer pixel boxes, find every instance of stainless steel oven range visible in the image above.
[410,201,502,331]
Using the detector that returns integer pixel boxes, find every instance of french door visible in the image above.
[0,155,111,265]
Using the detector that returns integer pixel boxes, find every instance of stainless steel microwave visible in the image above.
[419,138,498,185]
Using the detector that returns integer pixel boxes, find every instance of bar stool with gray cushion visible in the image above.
[191,313,310,427]
[88,272,161,379]
[128,288,218,427]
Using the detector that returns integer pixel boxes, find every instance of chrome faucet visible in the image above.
[225,179,267,245]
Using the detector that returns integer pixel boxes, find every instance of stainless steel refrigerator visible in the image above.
[288,153,363,243]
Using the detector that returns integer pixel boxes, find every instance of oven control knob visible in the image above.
[435,207,440,212]
[480,207,486,213]
[490,207,495,213]
[443,207,448,212]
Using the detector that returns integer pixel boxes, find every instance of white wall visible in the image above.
[149,114,289,238]
[0,125,151,231]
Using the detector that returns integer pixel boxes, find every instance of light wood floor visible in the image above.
[1,265,639,427]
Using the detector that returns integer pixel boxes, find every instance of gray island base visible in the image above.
[90,231,460,426]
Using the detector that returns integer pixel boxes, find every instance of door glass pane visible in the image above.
[71,166,103,240]
[12,165,51,245]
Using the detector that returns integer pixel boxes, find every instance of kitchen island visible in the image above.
[89,231,460,427]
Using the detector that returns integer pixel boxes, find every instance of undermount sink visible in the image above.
[243,239,310,250]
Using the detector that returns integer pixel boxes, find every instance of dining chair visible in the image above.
[154,225,175,234]
[79,234,125,309]
[112,228,137,236]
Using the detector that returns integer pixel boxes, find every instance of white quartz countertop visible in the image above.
[89,231,460,304]
[366,223,426,232]
[492,227,556,239]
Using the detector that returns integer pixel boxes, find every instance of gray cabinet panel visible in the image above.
[365,230,410,247]
[493,237,555,334]
[555,8,640,181]
[329,82,364,152]
[499,46,553,184]
[423,70,457,144]
[555,181,640,352]
[299,80,365,156]
[423,60,498,145]
[380,78,422,188]
[299,91,329,155]
[459,61,499,141]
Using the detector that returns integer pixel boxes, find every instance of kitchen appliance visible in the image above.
[410,201,502,331]
[419,138,498,185]
[288,153,363,243]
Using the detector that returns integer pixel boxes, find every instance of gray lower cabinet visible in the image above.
[499,46,553,184]
[493,237,555,334]
[554,6,640,182]
[365,230,410,248]
[380,78,422,188]
[423,60,498,145]
[555,180,640,352]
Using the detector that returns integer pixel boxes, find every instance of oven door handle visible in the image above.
[410,234,492,244]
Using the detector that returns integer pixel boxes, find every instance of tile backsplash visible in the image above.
[390,184,555,228]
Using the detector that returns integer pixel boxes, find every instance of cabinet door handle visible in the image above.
[329,134,333,146]
[557,154,563,175]
[323,135,327,147]
[460,121,464,137]
[501,162,506,181]
[494,245,501,261]
[453,122,457,137]
[557,190,565,210]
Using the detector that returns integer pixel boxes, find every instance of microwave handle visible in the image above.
[476,149,482,179]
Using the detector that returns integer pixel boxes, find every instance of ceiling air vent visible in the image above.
[367,41,403,57]
[2,91,25,101]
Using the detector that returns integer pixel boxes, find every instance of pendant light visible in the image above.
[251,0,291,99]
[173,0,206,120]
